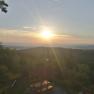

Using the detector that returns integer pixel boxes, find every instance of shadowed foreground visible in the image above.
[52,87,66,94]
[0,46,94,94]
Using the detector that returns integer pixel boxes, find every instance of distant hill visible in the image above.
[17,47,94,80]
[64,45,94,49]
[19,47,94,64]
[3,44,94,50]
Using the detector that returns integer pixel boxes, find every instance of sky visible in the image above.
[0,0,94,46]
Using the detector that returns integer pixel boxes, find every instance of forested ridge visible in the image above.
[0,44,94,94]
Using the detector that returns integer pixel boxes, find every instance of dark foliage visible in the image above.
[0,0,8,13]
[0,44,94,94]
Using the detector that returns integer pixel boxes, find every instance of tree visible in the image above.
[61,61,90,94]
[0,0,8,13]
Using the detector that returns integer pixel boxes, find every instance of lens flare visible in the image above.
[39,26,54,39]
[41,30,53,39]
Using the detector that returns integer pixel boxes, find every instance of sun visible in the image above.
[40,26,54,39]
[41,30,53,39]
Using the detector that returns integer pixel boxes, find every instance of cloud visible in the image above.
[0,28,94,46]
[0,29,36,44]
[23,26,33,29]
[22,26,37,31]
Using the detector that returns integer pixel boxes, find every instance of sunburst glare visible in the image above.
[40,26,54,40]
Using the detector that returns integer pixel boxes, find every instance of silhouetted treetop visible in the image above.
[0,0,8,13]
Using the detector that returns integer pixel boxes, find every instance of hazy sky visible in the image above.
[0,0,94,46]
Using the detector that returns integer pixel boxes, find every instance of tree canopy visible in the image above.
[0,0,8,13]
